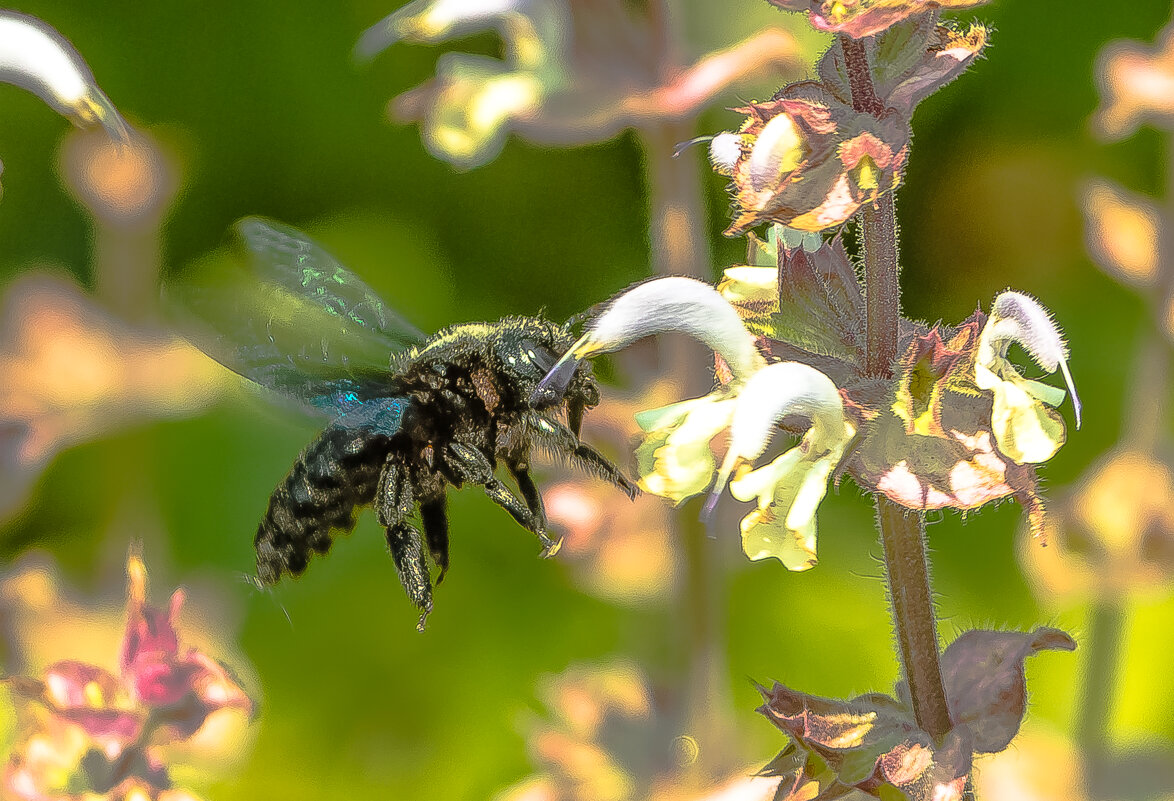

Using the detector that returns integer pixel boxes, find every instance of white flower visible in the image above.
[975,291,1080,464]
[0,11,126,140]
[708,132,743,176]
[532,277,767,409]
[534,278,852,567]
[708,362,853,569]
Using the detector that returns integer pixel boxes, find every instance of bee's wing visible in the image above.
[173,218,423,428]
[234,217,424,348]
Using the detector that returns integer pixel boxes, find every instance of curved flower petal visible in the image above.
[634,395,737,503]
[710,362,853,567]
[0,11,127,140]
[357,0,540,56]
[532,277,764,407]
[975,291,1079,464]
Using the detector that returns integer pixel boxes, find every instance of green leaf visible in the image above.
[873,13,937,93]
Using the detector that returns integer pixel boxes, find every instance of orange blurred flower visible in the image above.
[1021,448,1174,605]
[0,274,226,519]
[539,386,679,605]
[1093,22,1174,141]
[494,660,780,801]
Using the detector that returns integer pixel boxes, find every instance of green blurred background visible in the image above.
[0,0,1171,798]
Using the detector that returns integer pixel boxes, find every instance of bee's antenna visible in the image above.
[235,571,294,631]
[672,135,714,159]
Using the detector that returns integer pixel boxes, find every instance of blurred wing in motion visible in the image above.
[173,217,424,432]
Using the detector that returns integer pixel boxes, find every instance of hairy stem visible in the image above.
[842,33,952,739]
[876,498,952,738]
[862,196,901,376]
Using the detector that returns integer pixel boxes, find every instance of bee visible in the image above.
[184,218,636,629]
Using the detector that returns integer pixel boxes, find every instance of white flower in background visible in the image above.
[0,10,127,141]
[534,278,851,565]
[975,291,1080,464]
[709,362,854,570]
[358,0,566,169]
[362,0,801,170]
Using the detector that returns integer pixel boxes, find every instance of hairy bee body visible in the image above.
[187,219,634,629]
[254,317,635,628]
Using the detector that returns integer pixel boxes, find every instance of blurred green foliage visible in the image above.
[1,1,1173,799]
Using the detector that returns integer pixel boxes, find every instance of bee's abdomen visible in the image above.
[255,425,389,584]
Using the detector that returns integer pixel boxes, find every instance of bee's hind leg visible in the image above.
[446,442,558,555]
[420,497,450,584]
[377,458,433,630]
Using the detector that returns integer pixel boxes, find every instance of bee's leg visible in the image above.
[567,399,585,439]
[377,459,432,630]
[386,523,432,632]
[446,442,557,554]
[376,457,414,529]
[420,497,450,584]
[507,460,547,532]
[528,415,639,499]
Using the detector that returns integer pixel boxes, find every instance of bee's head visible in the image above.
[493,317,600,414]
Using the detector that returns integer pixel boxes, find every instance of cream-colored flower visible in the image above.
[710,362,853,569]
[359,0,566,168]
[634,395,737,503]
[974,291,1079,464]
[531,277,766,509]
[717,266,777,307]
[535,279,852,566]
[0,10,127,140]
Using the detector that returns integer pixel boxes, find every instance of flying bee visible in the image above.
[183,218,637,629]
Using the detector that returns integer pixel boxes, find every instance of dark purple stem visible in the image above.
[841,34,952,741]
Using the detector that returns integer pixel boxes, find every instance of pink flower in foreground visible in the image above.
[1,553,254,801]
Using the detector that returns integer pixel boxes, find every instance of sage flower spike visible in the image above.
[531,277,767,407]
[707,362,853,569]
[0,11,127,141]
[356,0,540,60]
[975,291,1080,464]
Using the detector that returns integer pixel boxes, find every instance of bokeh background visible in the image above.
[0,0,1171,799]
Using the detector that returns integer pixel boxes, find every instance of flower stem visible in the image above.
[841,36,899,377]
[876,498,952,738]
[841,33,952,740]
[641,119,734,764]
[1074,600,1125,793]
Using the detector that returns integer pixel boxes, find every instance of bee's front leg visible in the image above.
[507,459,547,533]
[525,414,639,499]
